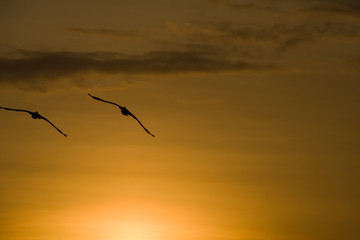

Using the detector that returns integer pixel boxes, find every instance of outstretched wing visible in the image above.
[0,107,34,115]
[88,94,155,137]
[38,115,68,137]
[88,94,122,108]
[127,111,155,137]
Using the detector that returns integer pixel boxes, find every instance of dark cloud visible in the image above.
[207,0,360,17]
[169,21,360,52]
[202,0,360,55]
[0,50,279,90]
[206,0,286,13]
[66,27,143,38]
[298,0,360,17]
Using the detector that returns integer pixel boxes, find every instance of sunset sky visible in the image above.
[1,0,359,239]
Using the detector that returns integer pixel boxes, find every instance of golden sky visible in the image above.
[1,0,359,239]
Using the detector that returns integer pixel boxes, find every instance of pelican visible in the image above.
[0,107,67,137]
[88,94,155,137]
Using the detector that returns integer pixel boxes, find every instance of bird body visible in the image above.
[120,106,131,116]
[88,94,155,137]
[30,111,42,119]
[0,107,67,137]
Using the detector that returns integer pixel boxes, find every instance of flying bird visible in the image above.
[88,93,155,137]
[0,107,67,137]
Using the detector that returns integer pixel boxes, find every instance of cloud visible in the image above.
[0,50,279,90]
[168,21,360,52]
[65,27,143,38]
[206,0,286,13]
[207,0,360,17]
[298,0,360,17]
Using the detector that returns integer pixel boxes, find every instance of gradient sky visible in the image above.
[1,1,360,240]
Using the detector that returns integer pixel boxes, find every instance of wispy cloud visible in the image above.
[207,0,360,18]
[206,0,287,13]
[298,0,360,17]
[168,21,360,52]
[0,50,279,90]
[66,27,143,38]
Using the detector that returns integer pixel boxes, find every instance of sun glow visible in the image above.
[62,199,196,240]
[100,219,170,240]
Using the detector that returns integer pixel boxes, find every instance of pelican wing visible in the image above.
[88,94,122,108]
[88,94,155,137]
[38,115,68,137]
[0,107,34,115]
[128,111,155,137]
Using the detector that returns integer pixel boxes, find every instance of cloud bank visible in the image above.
[0,50,278,90]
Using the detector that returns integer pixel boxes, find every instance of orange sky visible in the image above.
[1,1,360,240]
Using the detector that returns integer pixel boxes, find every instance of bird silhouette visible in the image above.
[88,94,155,137]
[0,107,67,137]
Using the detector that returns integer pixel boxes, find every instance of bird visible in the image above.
[88,93,155,137]
[0,107,67,137]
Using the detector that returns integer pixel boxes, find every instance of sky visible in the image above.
[0,0,359,239]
